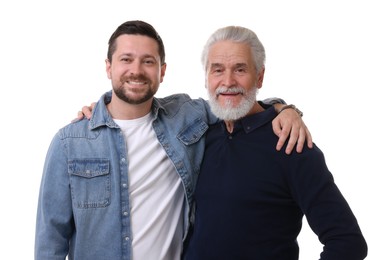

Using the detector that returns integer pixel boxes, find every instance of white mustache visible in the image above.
[216,86,245,96]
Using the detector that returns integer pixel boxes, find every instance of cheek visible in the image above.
[205,80,217,93]
[207,77,220,90]
[207,84,217,96]
[207,87,220,98]
[241,78,256,90]
[144,68,160,80]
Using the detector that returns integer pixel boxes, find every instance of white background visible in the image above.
[0,0,374,258]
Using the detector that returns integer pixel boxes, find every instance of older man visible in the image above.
[184,25,367,260]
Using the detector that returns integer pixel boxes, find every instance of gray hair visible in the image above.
[201,26,266,73]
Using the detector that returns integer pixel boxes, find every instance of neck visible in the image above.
[224,120,235,133]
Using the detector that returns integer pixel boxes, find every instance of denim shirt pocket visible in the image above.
[177,117,208,145]
[176,117,208,182]
[68,158,110,209]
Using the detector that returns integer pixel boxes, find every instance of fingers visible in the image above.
[275,126,288,152]
[71,102,96,123]
[295,124,313,153]
[274,119,308,154]
[71,111,84,123]
[77,111,84,119]
[305,127,313,149]
[272,107,313,154]
[273,121,282,150]
[294,127,306,153]
[284,123,299,155]
[81,106,93,119]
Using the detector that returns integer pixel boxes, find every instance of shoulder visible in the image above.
[57,118,99,140]
[156,93,193,104]
[155,94,208,114]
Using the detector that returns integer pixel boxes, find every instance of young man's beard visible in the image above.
[208,86,258,121]
[114,86,156,105]
[114,75,157,105]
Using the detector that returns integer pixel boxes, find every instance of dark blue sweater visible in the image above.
[184,106,367,260]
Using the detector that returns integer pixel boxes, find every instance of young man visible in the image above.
[183,25,367,260]
[35,20,311,260]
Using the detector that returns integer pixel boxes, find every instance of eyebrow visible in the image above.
[209,62,248,69]
[234,63,248,68]
[118,53,158,60]
[210,63,222,68]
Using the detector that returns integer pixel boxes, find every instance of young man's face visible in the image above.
[206,40,264,121]
[106,34,166,105]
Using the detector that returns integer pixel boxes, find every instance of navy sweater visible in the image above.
[184,106,367,260]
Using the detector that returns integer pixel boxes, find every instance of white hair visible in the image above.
[201,26,266,74]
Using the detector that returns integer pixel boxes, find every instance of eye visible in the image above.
[211,67,223,74]
[143,59,156,65]
[121,57,131,63]
[235,65,248,74]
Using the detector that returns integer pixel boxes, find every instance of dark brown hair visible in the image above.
[107,20,165,65]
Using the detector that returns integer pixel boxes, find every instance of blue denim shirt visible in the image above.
[35,91,217,260]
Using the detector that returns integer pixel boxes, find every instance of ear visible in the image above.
[256,67,265,89]
[105,59,112,79]
[160,63,167,83]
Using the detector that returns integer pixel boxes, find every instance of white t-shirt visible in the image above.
[114,113,184,260]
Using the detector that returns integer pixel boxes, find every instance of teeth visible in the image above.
[128,81,145,85]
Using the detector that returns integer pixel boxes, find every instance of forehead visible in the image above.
[114,34,159,57]
[208,40,253,65]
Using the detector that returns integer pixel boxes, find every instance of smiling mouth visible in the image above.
[216,86,244,97]
[220,92,241,96]
[127,80,147,85]
[121,74,150,86]
[217,91,243,99]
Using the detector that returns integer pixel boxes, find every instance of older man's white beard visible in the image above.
[208,86,258,121]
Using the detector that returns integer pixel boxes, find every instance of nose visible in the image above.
[128,60,143,75]
[221,71,236,87]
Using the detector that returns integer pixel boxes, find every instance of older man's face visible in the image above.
[206,40,264,121]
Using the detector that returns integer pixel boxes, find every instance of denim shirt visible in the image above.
[35,91,217,260]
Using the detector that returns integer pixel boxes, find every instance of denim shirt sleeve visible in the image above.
[35,132,73,259]
[191,97,219,125]
[261,97,287,105]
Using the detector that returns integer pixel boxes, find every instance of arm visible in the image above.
[262,98,313,154]
[35,134,73,259]
[77,98,313,154]
[290,148,367,259]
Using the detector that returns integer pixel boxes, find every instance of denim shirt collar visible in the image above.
[88,91,168,130]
